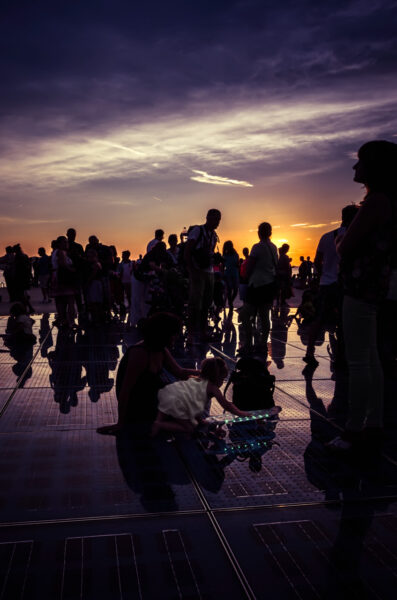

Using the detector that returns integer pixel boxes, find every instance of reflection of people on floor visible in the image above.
[116,429,182,512]
[48,329,86,413]
[303,368,386,597]
[39,313,52,358]
[270,307,290,369]
[2,335,34,388]
[221,315,237,358]
[5,302,36,345]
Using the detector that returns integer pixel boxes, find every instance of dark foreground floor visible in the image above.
[1,308,397,599]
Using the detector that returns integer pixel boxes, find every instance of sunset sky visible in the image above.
[1,0,397,262]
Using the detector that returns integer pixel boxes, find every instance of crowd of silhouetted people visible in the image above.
[1,140,397,451]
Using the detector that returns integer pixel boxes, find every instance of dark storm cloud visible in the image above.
[1,0,397,138]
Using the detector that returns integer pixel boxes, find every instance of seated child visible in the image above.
[152,357,251,437]
[6,302,36,344]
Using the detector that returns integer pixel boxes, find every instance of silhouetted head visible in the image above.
[206,209,221,231]
[66,228,76,242]
[155,229,164,241]
[200,357,228,386]
[51,239,58,250]
[168,234,178,248]
[280,243,290,254]
[88,235,99,247]
[300,256,304,261]
[5,246,13,254]
[242,247,249,259]
[258,222,272,240]
[142,312,182,351]
[56,236,68,251]
[38,247,46,256]
[306,256,310,261]
[353,140,397,193]
[109,245,117,257]
[12,244,22,254]
[10,302,26,317]
[122,250,130,260]
[341,204,359,227]
[222,240,235,255]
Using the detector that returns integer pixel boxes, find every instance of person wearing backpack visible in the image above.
[184,209,221,344]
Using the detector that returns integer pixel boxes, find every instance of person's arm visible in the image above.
[207,382,251,417]
[184,238,197,272]
[337,193,390,258]
[314,237,324,277]
[163,347,200,379]
[97,347,148,433]
[245,255,257,279]
[184,227,201,274]
[58,250,75,271]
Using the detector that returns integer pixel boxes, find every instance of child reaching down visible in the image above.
[151,357,251,437]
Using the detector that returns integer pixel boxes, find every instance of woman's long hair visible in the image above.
[222,240,237,256]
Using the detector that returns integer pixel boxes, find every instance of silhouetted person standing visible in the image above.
[185,209,221,343]
[67,228,85,315]
[328,140,397,451]
[13,244,34,313]
[0,246,15,301]
[239,222,278,354]
[147,229,164,254]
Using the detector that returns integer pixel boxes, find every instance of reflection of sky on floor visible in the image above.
[1,2,397,259]
[1,309,397,597]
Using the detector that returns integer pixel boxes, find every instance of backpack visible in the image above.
[224,357,275,411]
[186,225,218,270]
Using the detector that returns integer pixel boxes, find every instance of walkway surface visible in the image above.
[0,300,397,599]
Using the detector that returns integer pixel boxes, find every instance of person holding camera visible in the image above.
[185,209,221,344]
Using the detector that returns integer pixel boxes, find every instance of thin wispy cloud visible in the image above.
[1,93,396,192]
[290,222,328,229]
[0,216,64,225]
[96,140,146,157]
[190,170,254,187]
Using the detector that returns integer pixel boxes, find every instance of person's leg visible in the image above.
[238,302,255,349]
[187,271,205,339]
[343,295,383,432]
[200,272,214,336]
[124,283,131,307]
[66,295,76,328]
[55,296,67,327]
[152,412,194,436]
[257,302,272,351]
[129,278,145,325]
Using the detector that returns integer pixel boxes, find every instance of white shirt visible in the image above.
[249,240,278,287]
[316,227,345,285]
[119,261,133,283]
